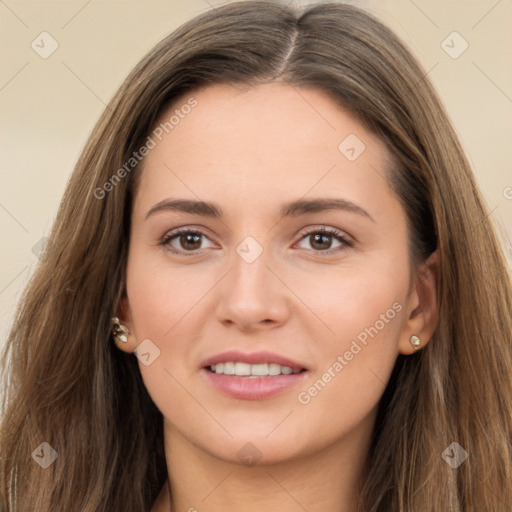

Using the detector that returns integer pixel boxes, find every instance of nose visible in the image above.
[215,246,292,332]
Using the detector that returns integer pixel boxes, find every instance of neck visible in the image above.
[153,416,374,512]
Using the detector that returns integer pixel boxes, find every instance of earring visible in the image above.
[410,335,421,350]
[111,316,129,343]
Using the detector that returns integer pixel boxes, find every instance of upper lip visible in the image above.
[201,350,308,372]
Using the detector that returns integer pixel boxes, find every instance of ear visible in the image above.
[398,250,439,355]
[112,295,137,354]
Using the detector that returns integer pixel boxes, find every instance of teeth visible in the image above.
[223,362,235,375]
[234,362,251,376]
[269,363,281,375]
[251,363,269,376]
[209,362,301,377]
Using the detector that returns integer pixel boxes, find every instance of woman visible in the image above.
[1,1,511,511]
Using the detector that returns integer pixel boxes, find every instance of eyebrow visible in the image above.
[145,197,374,222]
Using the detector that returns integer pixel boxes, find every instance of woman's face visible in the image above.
[119,82,434,465]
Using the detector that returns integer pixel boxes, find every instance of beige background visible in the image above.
[1,0,511,349]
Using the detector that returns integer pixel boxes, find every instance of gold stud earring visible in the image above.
[111,316,130,343]
[410,335,421,350]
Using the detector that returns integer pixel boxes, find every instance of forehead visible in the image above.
[134,82,395,218]
[149,82,380,162]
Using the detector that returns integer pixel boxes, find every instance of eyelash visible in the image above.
[160,226,354,256]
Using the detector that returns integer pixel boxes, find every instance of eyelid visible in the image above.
[294,225,354,254]
[160,226,219,256]
[160,224,354,256]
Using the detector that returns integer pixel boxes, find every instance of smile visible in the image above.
[208,362,303,377]
[200,350,309,400]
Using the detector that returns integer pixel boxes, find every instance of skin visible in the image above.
[115,82,438,512]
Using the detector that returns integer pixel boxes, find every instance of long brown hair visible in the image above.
[1,2,511,510]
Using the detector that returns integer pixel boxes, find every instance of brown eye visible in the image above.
[179,233,202,251]
[309,233,334,250]
[296,227,352,254]
[162,229,215,254]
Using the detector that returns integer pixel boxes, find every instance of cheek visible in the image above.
[290,255,409,427]
[125,243,216,340]
[124,247,220,417]
[283,248,409,348]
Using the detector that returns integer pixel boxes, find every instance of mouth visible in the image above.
[200,351,309,400]
[207,361,305,377]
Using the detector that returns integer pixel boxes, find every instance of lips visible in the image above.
[200,350,309,400]
[201,350,307,372]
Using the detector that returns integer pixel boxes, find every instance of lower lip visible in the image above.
[201,368,309,400]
